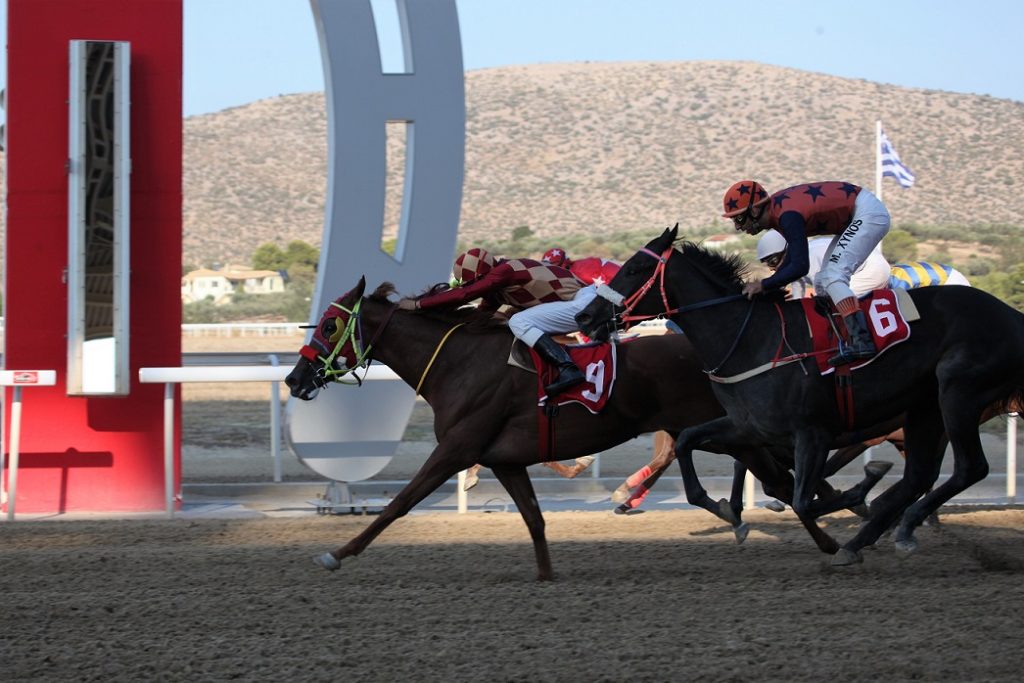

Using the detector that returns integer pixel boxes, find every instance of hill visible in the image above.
[5,61,1024,267]
[180,61,1023,266]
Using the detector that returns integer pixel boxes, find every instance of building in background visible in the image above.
[181,266,285,304]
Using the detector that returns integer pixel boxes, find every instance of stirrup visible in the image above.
[828,342,876,367]
[544,368,584,396]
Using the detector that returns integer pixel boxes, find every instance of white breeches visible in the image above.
[508,285,598,347]
[814,189,891,303]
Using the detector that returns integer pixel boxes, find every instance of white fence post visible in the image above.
[0,370,57,521]
[1008,413,1018,504]
[268,354,283,483]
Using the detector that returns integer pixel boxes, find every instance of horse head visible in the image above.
[576,225,679,342]
[285,276,368,400]
[577,224,753,343]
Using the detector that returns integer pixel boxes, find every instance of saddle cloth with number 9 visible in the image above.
[800,289,912,375]
[529,343,617,413]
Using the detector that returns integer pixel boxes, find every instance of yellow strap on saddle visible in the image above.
[414,323,466,396]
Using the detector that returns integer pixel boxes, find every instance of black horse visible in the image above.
[577,225,1024,565]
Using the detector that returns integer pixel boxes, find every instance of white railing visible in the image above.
[181,323,304,337]
[136,360,455,517]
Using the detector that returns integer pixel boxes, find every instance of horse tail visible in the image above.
[999,387,1024,417]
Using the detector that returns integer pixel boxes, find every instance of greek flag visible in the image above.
[880,129,915,188]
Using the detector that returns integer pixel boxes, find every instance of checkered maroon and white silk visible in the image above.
[418,258,582,311]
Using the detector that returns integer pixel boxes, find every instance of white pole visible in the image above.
[6,386,23,521]
[163,383,175,517]
[744,468,755,510]
[1008,413,1018,503]
[268,354,282,483]
[457,470,467,513]
[875,119,883,202]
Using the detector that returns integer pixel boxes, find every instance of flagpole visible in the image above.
[875,119,883,201]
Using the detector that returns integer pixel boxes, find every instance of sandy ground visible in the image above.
[3,334,1019,680]
[1,508,1023,681]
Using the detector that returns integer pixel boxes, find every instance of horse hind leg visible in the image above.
[895,405,990,552]
[491,465,553,581]
[832,401,945,565]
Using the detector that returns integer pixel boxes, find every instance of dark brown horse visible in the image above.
[577,226,1024,565]
[285,278,863,580]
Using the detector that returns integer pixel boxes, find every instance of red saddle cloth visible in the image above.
[800,290,911,375]
[530,343,617,413]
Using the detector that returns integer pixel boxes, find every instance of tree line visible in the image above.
[183,224,1024,323]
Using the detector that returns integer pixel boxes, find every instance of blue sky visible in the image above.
[2,0,1022,116]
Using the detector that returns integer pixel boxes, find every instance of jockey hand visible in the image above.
[742,279,765,299]
[397,298,419,311]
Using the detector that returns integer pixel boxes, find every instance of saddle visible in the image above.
[801,289,916,376]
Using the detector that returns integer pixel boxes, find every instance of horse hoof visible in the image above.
[764,500,786,513]
[864,460,894,478]
[610,489,629,504]
[574,455,596,470]
[463,474,480,492]
[831,548,863,566]
[894,537,918,556]
[614,506,643,516]
[716,498,740,526]
[733,522,750,545]
[314,552,341,571]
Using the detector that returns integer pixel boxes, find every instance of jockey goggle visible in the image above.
[299,298,373,386]
[761,251,785,270]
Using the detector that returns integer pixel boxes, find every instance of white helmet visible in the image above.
[756,230,787,261]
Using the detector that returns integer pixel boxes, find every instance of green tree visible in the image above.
[251,243,287,271]
[883,229,918,263]
[285,240,319,270]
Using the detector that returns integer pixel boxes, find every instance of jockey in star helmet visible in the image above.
[722,180,770,234]
[542,247,571,270]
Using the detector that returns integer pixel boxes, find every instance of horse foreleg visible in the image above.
[491,465,553,581]
[315,444,472,572]
[612,431,676,508]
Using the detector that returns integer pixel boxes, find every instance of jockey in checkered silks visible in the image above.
[398,248,595,397]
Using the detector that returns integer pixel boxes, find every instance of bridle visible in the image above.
[595,245,747,329]
[594,243,755,375]
[299,298,397,388]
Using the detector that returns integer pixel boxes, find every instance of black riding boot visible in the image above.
[532,334,585,396]
[829,310,878,366]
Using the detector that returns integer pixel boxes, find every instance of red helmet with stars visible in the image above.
[452,248,496,285]
[542,247,570,268]
[722,180,770,218]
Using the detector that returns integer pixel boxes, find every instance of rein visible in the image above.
[414,323,466,396]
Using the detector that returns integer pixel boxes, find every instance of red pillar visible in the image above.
[4,0,183,512]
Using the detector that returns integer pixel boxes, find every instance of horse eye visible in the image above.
[321,319,337,336]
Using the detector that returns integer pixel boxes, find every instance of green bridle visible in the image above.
[316,299,374,385]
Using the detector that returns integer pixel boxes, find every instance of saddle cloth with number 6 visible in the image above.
[529,343,617,413]
[800,289,912,376]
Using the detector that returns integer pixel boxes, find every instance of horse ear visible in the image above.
[355,276,366,298]
[663,223,678,242]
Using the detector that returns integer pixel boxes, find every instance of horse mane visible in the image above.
[369,281,506,334]
[678,240,751,290]
[678,241,788,304]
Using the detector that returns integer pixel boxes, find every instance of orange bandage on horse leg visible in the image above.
[625,465,654,489]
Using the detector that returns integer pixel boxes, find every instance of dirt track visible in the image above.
[2,508,1023,681]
